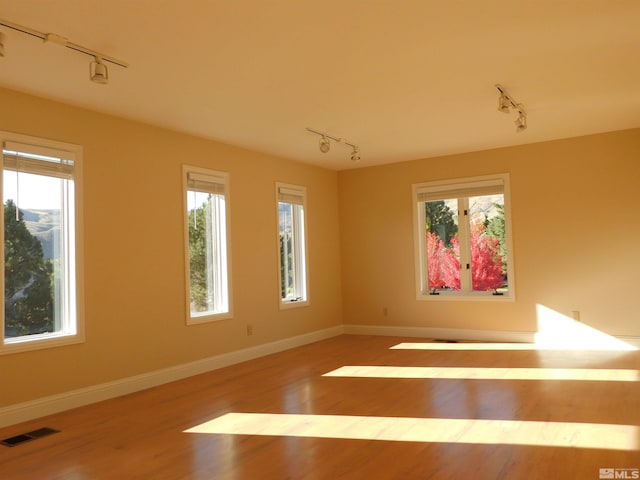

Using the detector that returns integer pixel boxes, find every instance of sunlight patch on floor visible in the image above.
[391,340,638,351]
[185,413,638,451]
[322,366,640,382]
[391,342,544,351]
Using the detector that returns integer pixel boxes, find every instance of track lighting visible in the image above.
[495,84,528,132]
[307,128,361,163]
[90,56,109,84]
[319,136,331,153]
[0,18,128,84]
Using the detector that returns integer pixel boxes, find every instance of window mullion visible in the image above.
[458,197,472,293]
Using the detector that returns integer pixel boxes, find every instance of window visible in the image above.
[1,133,83,353]
[277,183,308,307]
[413,174,514,300]
[183,166,231,323]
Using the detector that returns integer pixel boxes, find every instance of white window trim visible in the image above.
[412,173,515,302]
[182,165,233,324]
[0,131,85,355]
[276,182,310,309]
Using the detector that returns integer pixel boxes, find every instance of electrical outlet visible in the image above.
[571,310,581,322]
[383,307,388,317]
[246,324,253,336]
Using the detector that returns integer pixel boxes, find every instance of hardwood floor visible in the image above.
[1,335,639,479]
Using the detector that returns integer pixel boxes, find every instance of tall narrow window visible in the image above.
[183,166,231,323]
[1,133,83,353]
[277,183,308,307]
[413,174,514,300]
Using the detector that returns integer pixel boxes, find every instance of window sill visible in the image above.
[187,311,232,325]
[1,331,84,355]
[417,292,515,302]
[279,299,310,310]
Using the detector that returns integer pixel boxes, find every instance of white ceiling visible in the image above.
[0,1,639,170]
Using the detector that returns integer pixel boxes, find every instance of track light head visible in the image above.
[515,112,527,132]
[319,136,330,153]
[90,56,108,84]
[350,147,360,162]
[497,94,511,114]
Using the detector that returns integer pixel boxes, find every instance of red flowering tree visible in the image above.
[426,232,445,289]
[426,232,460,291]
[470,221,505,291]
[426,221,505,292]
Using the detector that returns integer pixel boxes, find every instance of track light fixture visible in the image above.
[515,112,527,132]
[90,56,109,84]
[495,84,527,132]
[497,93,511,114]
[319,136,331,153]
[306,128,361,162]
[0,18,128,84]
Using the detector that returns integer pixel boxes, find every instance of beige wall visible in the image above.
[0,88,343,407]
[339,128,640,338]
[2,85,639,410]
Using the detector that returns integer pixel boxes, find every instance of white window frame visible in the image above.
[276,182,309,309]
[0,131,84,354]
[183,165,232,324]
[412,173,515,301]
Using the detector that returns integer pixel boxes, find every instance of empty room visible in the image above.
[1,1,639,479]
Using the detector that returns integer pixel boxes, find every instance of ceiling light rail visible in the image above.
[495,84,527,132]
[306,128,360,162]
[0,18,128,84]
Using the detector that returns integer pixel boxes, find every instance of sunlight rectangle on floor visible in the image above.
[323,366,640,382]
[185,413,638,451]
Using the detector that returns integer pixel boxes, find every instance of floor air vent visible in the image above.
[1,427,59,447]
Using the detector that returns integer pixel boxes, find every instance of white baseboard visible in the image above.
[0,325,344,429]
[617,336,640,349]
[343,324,536,343]
[343,324,640,349]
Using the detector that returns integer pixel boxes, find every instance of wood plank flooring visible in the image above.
[1,335,639,479]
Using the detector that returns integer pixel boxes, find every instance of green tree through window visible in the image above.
[188,200,208,312]
[425,200,458,246]
[4,199,54,337]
